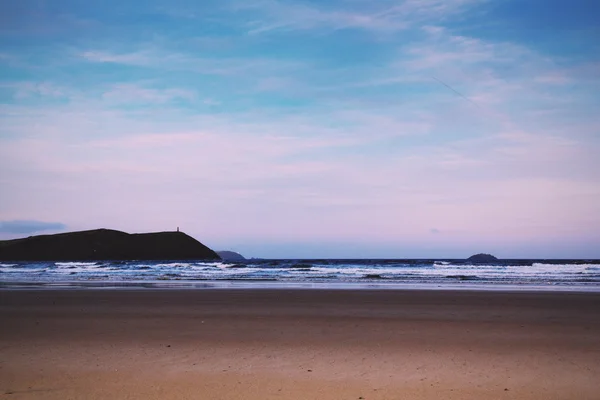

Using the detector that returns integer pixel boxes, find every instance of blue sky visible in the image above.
[1,0,599,258]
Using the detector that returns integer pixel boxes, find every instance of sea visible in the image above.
[1,259,600,291]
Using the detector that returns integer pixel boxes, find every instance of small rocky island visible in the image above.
[0,229,220,261]
[216,251,247,262]
[466,253,498,263]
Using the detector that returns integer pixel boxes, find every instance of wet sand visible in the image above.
[1,289,599,399]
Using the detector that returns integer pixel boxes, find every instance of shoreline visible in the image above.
[2,289,600,399]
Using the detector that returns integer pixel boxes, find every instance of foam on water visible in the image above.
[0,263,17,267]
[1,259,599,289]
[55,262,99,267]
[0,266,47,274]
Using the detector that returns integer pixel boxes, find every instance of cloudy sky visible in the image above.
[1,0,599,258]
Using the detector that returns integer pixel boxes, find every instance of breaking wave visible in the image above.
[0,259,598,289]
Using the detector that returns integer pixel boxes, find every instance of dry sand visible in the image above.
[1,289,599,399]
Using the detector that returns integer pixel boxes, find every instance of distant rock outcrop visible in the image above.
[466,253,498,263]
[0,229,220,261]
[216,251,247,262]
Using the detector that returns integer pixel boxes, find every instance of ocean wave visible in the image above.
[291,263,314,269]
[363,274,386,279]
[530,263,598,270]
[55,262,98,267]
[0,266,47,273]
[2,259,599,287]
[153,262,193,268]
[445,275,481,281]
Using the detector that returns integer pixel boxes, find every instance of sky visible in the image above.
[0,0,599,258]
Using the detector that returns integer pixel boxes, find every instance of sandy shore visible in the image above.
[1,289,599,399]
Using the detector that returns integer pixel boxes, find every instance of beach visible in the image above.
[1,289,599,399]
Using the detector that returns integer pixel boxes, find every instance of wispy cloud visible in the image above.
[12,82,68,99]
[81,50,153,65]
[534,72,572,85]
[101,84,196,104]
[79,47,306,76]
[234,0,484,34]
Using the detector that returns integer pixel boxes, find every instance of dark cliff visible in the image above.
[216,251,247,262]
[466,253,498,263]
[0,229,220,261]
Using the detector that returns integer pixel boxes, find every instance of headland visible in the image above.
[0,229,220,261]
